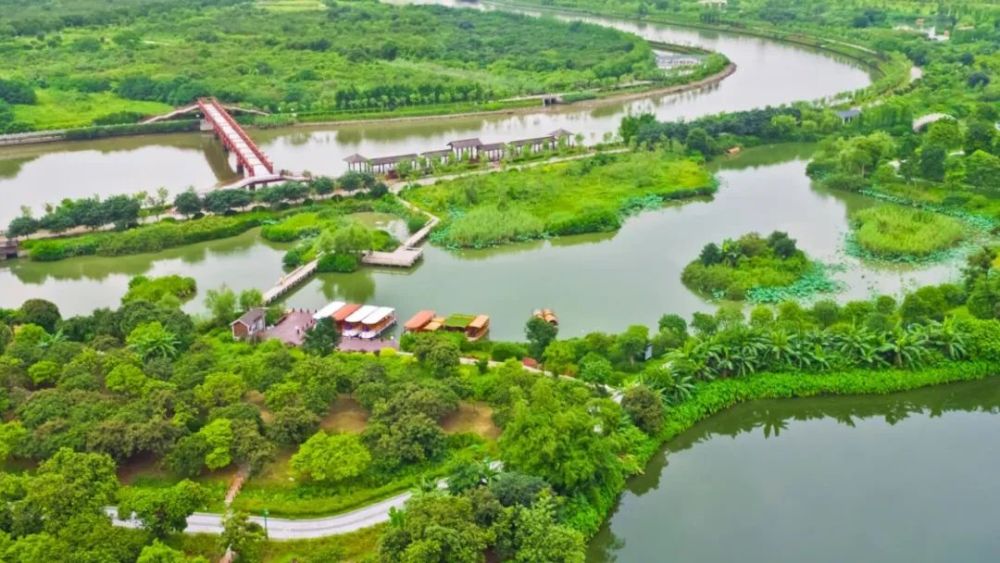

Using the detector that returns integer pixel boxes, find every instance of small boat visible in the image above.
[342,305,377,337]
[465,315,490,341]
[403,310,436,332]
[532,308,559,326]
[359,307,397,339]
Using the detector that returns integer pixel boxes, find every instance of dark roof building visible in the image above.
[447,138,483,150]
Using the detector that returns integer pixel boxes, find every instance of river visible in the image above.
[0,0,871,225]
[0,143,963,339]
[588,378,1000,562]
[0,1,962,340]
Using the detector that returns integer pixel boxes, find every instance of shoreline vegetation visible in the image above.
[1,0,999,562]
[847,205,969,263]
[0,0,733,137]
[404,149,716,249]
[0,59,737,146]
[681,231,841,303]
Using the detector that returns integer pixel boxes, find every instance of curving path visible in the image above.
[108,490,419,539]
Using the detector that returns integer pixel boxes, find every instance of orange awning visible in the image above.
[404,310,436,331]
[468,315,490,330]
[332,303,362,322]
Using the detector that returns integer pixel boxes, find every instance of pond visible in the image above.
[587,378,1000,563]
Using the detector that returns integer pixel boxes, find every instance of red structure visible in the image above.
[197,97,274,178]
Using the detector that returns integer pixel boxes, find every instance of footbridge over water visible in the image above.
[196,98,278,184]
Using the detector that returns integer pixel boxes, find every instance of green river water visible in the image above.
[588,378,1000,563]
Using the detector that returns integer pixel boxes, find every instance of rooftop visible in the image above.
[369,154,418,166]
[343,153,369,164]
[448,138,483,149]
[404,310,436,331]
[231,308,266,327]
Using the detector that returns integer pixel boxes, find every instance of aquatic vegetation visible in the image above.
[409,150,715,248]
[850,205,967,260]
[682,231,838,302]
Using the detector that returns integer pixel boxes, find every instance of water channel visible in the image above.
[588,378,1000,563]
[1,3,996,559]
[0,143,965,338]
[0,1,894,331]
[0,2,970,340]
[0,0,871,225]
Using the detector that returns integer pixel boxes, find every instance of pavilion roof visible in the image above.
[421,149,453,158]
[343,153,369,163]
[509,136,554,146]
[448,138,483,149]
[370,154,417,166]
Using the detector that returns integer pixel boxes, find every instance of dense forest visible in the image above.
[0,0,659,130]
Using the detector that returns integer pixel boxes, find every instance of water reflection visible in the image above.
[589,378,1000,563]
[0,2,871,225]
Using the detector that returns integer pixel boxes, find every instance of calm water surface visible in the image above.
[0,145,965,338]
[588,378,1000,563]
[0,1,871,224]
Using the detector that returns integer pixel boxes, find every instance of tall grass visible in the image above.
[435,207,545,249]
[409,150,715,248]
[852,205,966,259]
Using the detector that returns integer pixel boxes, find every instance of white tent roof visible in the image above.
[313,301,346,321]
[345,305,378,324]
[362,307,395,326]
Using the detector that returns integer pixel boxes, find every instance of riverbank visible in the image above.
[487,0,907,99]
[579,360,999,536]
[0,60,736,148]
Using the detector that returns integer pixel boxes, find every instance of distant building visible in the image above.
[231,308,266,340]
[836,108,862,124]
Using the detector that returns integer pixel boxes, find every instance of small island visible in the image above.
[849,205,967,261]
[682,231,837,302]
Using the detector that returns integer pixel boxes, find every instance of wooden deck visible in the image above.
[362,248,423,268]
[360,212,438,268]
[262,260,318,305]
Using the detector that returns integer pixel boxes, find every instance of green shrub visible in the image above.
[681,231,835,301]
[317,253,360,273]
[490,342,527,362]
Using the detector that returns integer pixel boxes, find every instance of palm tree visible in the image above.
[925,318,967,360]
[878,324,929,368]
[836,325,887,368]
[764,328,795,368]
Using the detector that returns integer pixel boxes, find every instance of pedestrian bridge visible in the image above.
[197,97,275,181]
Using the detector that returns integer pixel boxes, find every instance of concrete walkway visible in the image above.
[109,491,415,539]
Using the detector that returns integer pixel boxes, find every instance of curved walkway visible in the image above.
[108,489,418,539]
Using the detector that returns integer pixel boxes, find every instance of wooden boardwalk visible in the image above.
[361,209,439,268]
[262,260,318,305]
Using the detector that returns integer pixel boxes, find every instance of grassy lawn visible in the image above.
[261,526,382,562]
[14,90,171,130]
[404,150,715,248]
[850,205,968,260]
[1,1,658,131]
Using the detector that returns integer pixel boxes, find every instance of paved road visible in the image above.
[108,490,415,539]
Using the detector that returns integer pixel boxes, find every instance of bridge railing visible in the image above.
[198,98,274,175]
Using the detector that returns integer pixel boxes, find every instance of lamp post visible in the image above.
[263,508,269,536]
